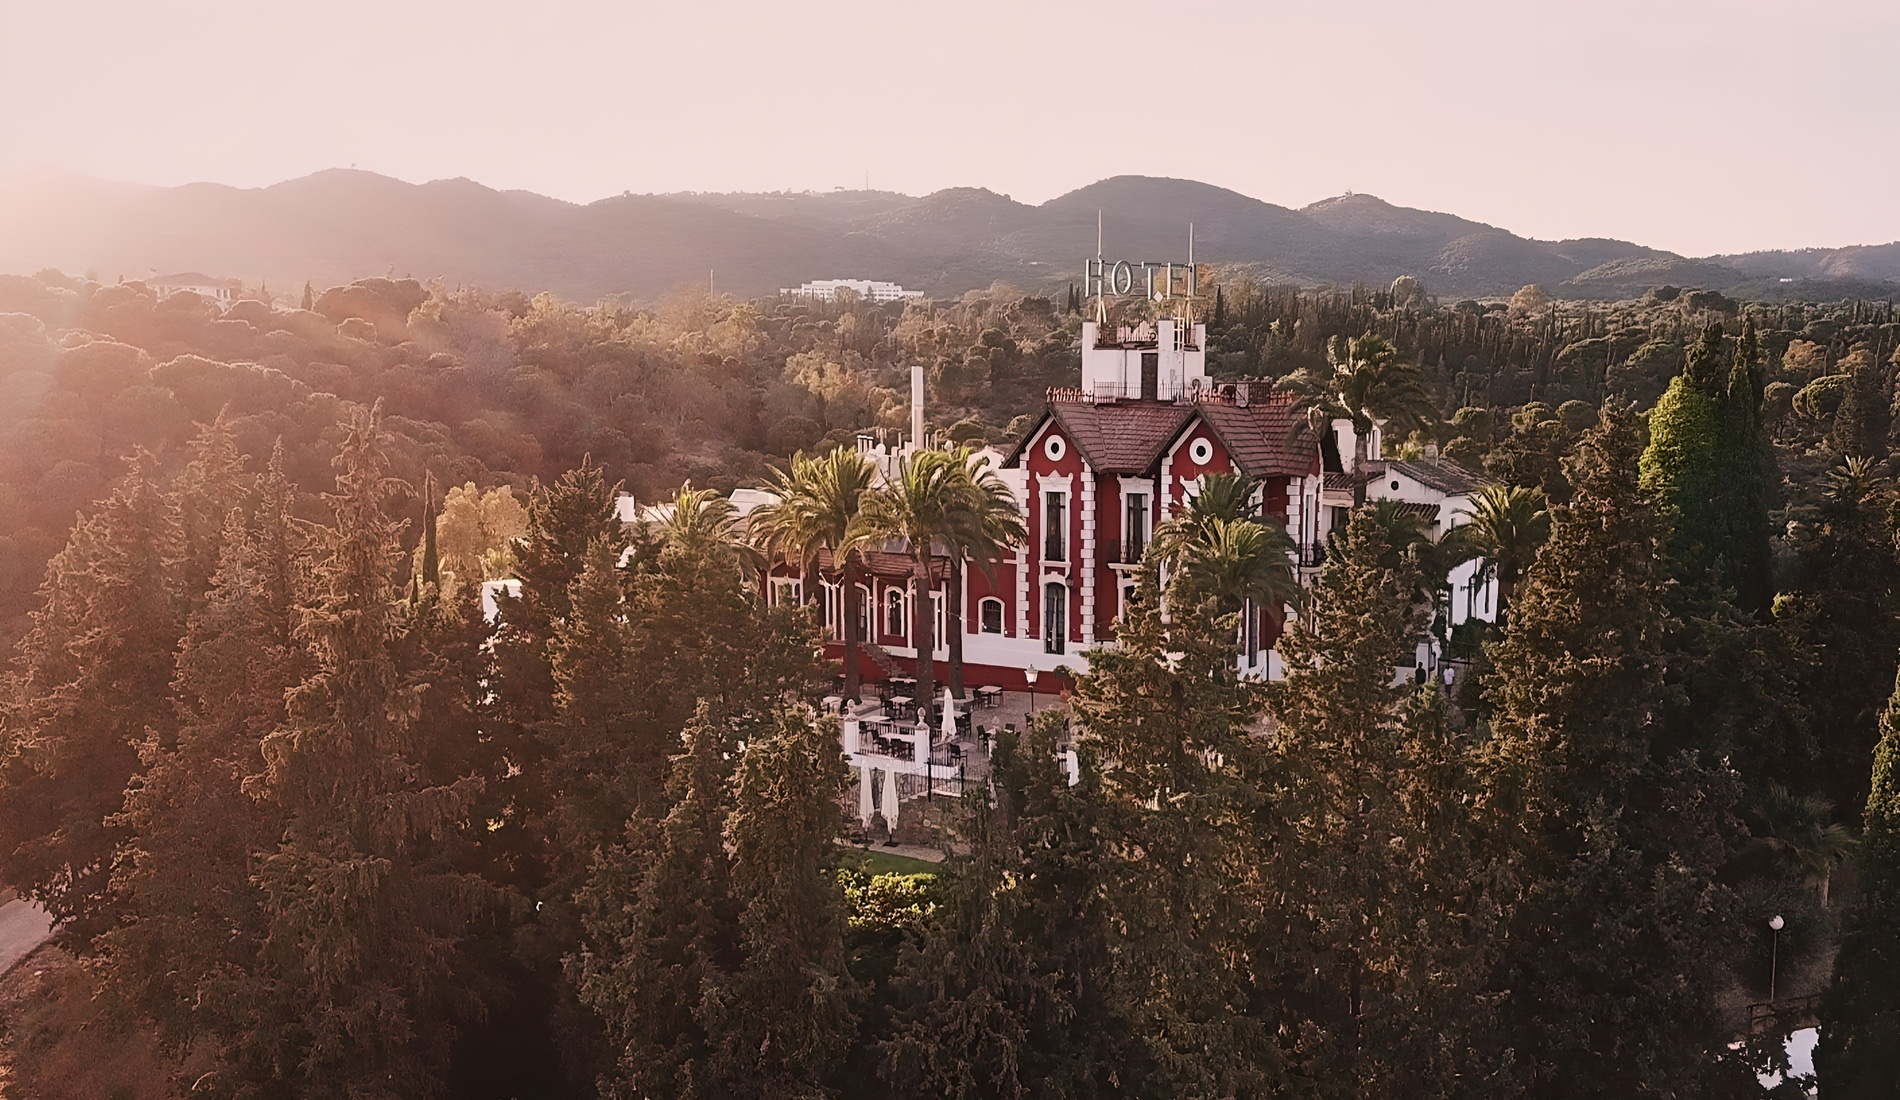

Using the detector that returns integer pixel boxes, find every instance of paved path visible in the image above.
[877,847,946,866]
[0,898,53,977]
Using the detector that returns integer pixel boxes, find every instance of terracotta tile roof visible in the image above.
[1323,472,1355,492]
[1391,500,1443,521]
[1192,392,1319,478]
[1387,458,1491,495]
[1002,399,1194,475]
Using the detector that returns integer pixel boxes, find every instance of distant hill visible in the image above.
[2,169,1895,302]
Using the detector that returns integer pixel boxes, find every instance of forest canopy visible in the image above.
[2,268,1900,1096]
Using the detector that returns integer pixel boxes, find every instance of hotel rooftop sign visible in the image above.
[1084,258,1199,301]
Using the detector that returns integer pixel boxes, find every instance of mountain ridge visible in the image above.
[2,169,1894,302]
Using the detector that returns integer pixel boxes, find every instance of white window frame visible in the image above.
[884,586,907,639]
[1122,488,1151,564]
[1043,581,1067,655]
[979,596,1005,634]
[771,578,800,608]
[1043,488,1069,564]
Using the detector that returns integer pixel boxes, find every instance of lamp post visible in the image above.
[1768,914,1784,1003]
[1025,664,1039,717]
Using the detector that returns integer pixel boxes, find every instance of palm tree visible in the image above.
[1284,332,1439,506]
[1743,784,1859,906]
[1150,473,1300,650]
[750,448,880,701]
[1164,515,1300,616]
[646,483,762,576]
[845,448,966,723]
[1453,484,1550,629]
[938,447,1026,701]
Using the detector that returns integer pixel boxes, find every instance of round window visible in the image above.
[1045,435,1066,461]
[1189,438,1214,465]
[1391,480,1401,491]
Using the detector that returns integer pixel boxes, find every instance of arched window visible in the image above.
[979,597,1004,634]
[1043,582,1067,655]
[885,587,906,638]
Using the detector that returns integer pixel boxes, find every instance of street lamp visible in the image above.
[1768,914,1784,1002]
[1025,664,1039,716]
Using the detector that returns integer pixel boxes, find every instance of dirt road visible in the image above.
[0,898,52,977]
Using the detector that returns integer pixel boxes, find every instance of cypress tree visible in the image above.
[420,472,440,590]
[574,705,743,1100]
[243,406,491,1098]
[542,536,646,894]
[1640,321,1775,616]
[168,412,252,616]
[1069,569,1280,1097]
[1265,510,1494,1096]
[100,505,300,1058]
[1478,406,1744,1095]
[1815,671,1900,1095]
[880,713,1125,1099]
[0,455,180,946]
[698,708,857,1098]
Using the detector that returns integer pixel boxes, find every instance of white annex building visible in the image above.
[781,279,925,303]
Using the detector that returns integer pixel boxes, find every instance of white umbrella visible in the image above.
[941,687,958,743]
[882,766,901,828]
[858,765,875,826]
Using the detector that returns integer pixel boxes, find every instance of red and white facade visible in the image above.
[746,313,1495,692]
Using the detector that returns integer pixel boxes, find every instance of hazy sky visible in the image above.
[2,0,1894,256]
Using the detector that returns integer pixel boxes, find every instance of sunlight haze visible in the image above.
[3,0,1895,257]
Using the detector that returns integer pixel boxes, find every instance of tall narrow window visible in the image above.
[932,591,946,647]
[857,584,874,641]
[1043,582,1067,655]
[885,587,905,638]
[1044,491,1066,563]
[1124,493,1148,563]
[1140,351,1159,400]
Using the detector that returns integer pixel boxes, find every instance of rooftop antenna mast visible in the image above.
[1185,222,1196,323]
[1095,210,1108,325]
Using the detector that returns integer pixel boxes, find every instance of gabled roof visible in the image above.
[1191,391,1317,478]
[1387,457,1491,495]
[1001,399,1194,475]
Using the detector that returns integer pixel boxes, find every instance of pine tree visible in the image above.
[881,714,1124,1099]
[698,708,857,1098]
[1068,568,1281,1097]
[487,460,624,895]
[168,412,252,616]
[542,537,647,890]
[241,406,492,1098]
[1478,405,1743,1094]
[0,455,181,946]
[100,505,300,1056]
[1264,510,1495,1095]
[1815,671,1900,1095]
[574,705,743,1100]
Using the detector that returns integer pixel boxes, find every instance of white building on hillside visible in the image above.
[782,279,924,303]
[146,272,242,303]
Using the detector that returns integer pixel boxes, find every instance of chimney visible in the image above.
[911,363,925,449]
[1424,441,1440,460]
